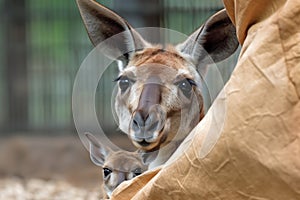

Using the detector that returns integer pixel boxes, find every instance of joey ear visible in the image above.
[76,0,149,66]
[84,132,111,167]
[138,150,158,166]
[176,9,238,74]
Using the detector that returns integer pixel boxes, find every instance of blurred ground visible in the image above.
[0,178,100,200]
[0,134,134,199]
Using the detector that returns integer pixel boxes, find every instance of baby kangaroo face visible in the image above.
[101,151,147,197]
[84,133,154,198]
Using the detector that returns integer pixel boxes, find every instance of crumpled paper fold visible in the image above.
[111,0,300,199]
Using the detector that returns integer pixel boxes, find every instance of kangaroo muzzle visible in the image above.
[130,77,167,149]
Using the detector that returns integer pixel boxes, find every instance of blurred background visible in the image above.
[0,0,239,198]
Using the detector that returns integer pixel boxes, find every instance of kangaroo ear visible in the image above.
[76,0,149,67]
[176,9,239,75]
[84,132,111,167]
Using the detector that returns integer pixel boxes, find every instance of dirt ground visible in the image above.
[0,178,100,200]
[0,134,134,199]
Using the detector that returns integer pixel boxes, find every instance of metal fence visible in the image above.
[0,0,239,135]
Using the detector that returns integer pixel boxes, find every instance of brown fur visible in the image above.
[117,60,204,153]
[129,46,188,69]
[77,0,239,168]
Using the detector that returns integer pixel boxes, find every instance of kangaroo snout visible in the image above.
[130,104,166,148]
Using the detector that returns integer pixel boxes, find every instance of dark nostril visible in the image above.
[133,118,138,126]
[132,119,138,132]
[132,111,145,131]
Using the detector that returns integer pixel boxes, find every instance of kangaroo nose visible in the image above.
[132,110,160,137]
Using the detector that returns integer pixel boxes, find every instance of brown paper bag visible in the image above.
[111,0,300,199]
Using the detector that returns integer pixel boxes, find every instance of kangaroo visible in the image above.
[85,132,154,198]
[77,0,238,169]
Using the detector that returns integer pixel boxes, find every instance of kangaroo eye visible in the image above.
[119,77,130,92]
[133,168,142,177]
[103,168,112,178]
[115,76,131,92]
[175,78,195,98]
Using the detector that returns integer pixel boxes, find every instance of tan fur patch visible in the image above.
[129,45,187,69]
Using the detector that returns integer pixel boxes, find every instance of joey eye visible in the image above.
[175,78,196,98]
[115,76,131,92]
[103,168,112,178]
[133,168,142,177]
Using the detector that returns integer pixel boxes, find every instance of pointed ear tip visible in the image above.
[214,8,229,16]
[76,0,91,4]
[76,0,87,7]
[76,0,101,11]
[84,132,100,146]
[77,0,110,13]
[208,8,232,24]
[76,0,89,13]
[84,132,92,139]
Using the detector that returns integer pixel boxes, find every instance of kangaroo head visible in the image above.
[85,132,154,198]
[77,0,238,151]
